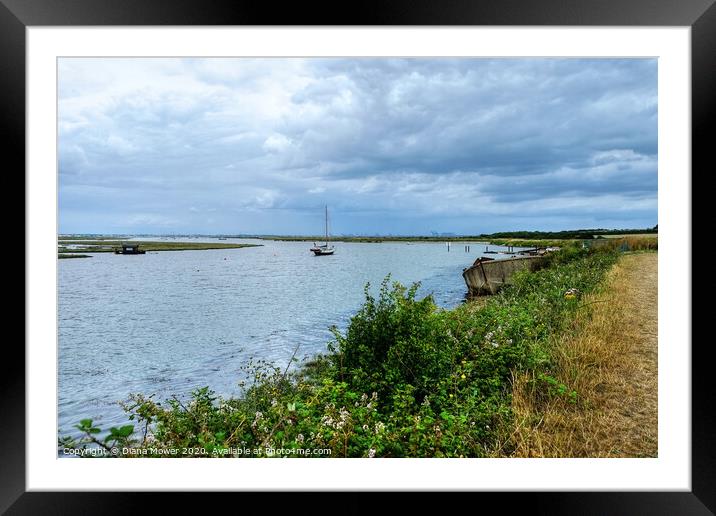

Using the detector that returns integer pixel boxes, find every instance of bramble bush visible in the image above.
[60,248,618,458]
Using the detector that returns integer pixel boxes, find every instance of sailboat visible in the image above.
[310,206,335,256]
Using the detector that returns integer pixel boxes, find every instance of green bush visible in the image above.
[330,278,456,401]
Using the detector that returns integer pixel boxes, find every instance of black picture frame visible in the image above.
[7,0,711,513]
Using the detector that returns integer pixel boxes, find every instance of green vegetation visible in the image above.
[488,235,657,251]
[58,254,92,259]
[487,239,578,248]
[57,239,262,255]
[474,227,657,240]
[61,246,620,458]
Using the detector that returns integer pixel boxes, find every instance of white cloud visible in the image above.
[262,133,293,153]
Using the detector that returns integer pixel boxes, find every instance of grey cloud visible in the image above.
[58,57,657,234]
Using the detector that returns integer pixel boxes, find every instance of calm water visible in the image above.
[58,238,521,436]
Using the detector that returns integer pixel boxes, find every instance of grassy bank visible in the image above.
[58,240,262,255]
[488,235,657,250]
[488,239,578,248]
[508,252,657,457]
[60,247,622,458]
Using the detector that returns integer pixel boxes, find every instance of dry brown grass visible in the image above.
[598,233,658,239]
[623,235,658,250]
[593,236,658,251]
[502,252,658,457]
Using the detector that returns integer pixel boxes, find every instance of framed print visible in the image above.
[7,0,713,512]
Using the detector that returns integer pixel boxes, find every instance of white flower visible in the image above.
[368,448,376,458]
[296,434,305,443]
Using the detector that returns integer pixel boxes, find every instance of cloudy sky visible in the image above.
[58,58,657,235]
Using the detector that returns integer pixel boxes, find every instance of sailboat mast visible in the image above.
[325,205,329,244]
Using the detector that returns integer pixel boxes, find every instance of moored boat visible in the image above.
[310,243,335,256]
[114,243,146,255]
[310,206,335,256]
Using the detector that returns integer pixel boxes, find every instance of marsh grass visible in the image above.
[593,236,658,252]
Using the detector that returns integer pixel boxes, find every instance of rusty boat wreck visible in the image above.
[462,254,547,296]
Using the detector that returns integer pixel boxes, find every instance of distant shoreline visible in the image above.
[57,239,262,256]
[58,254,91,259]
[59,228,657,245]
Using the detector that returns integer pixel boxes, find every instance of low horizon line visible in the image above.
[58,226,658,238]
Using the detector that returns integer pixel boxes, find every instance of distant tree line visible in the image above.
[476,226,658,240]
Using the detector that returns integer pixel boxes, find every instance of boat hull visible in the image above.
[462,255,546,296]
[311,248,335,256]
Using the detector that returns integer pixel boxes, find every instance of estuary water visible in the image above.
[58,238,520,436]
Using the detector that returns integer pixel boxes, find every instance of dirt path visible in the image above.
[602,252,658,456]
[510,252,658,457]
